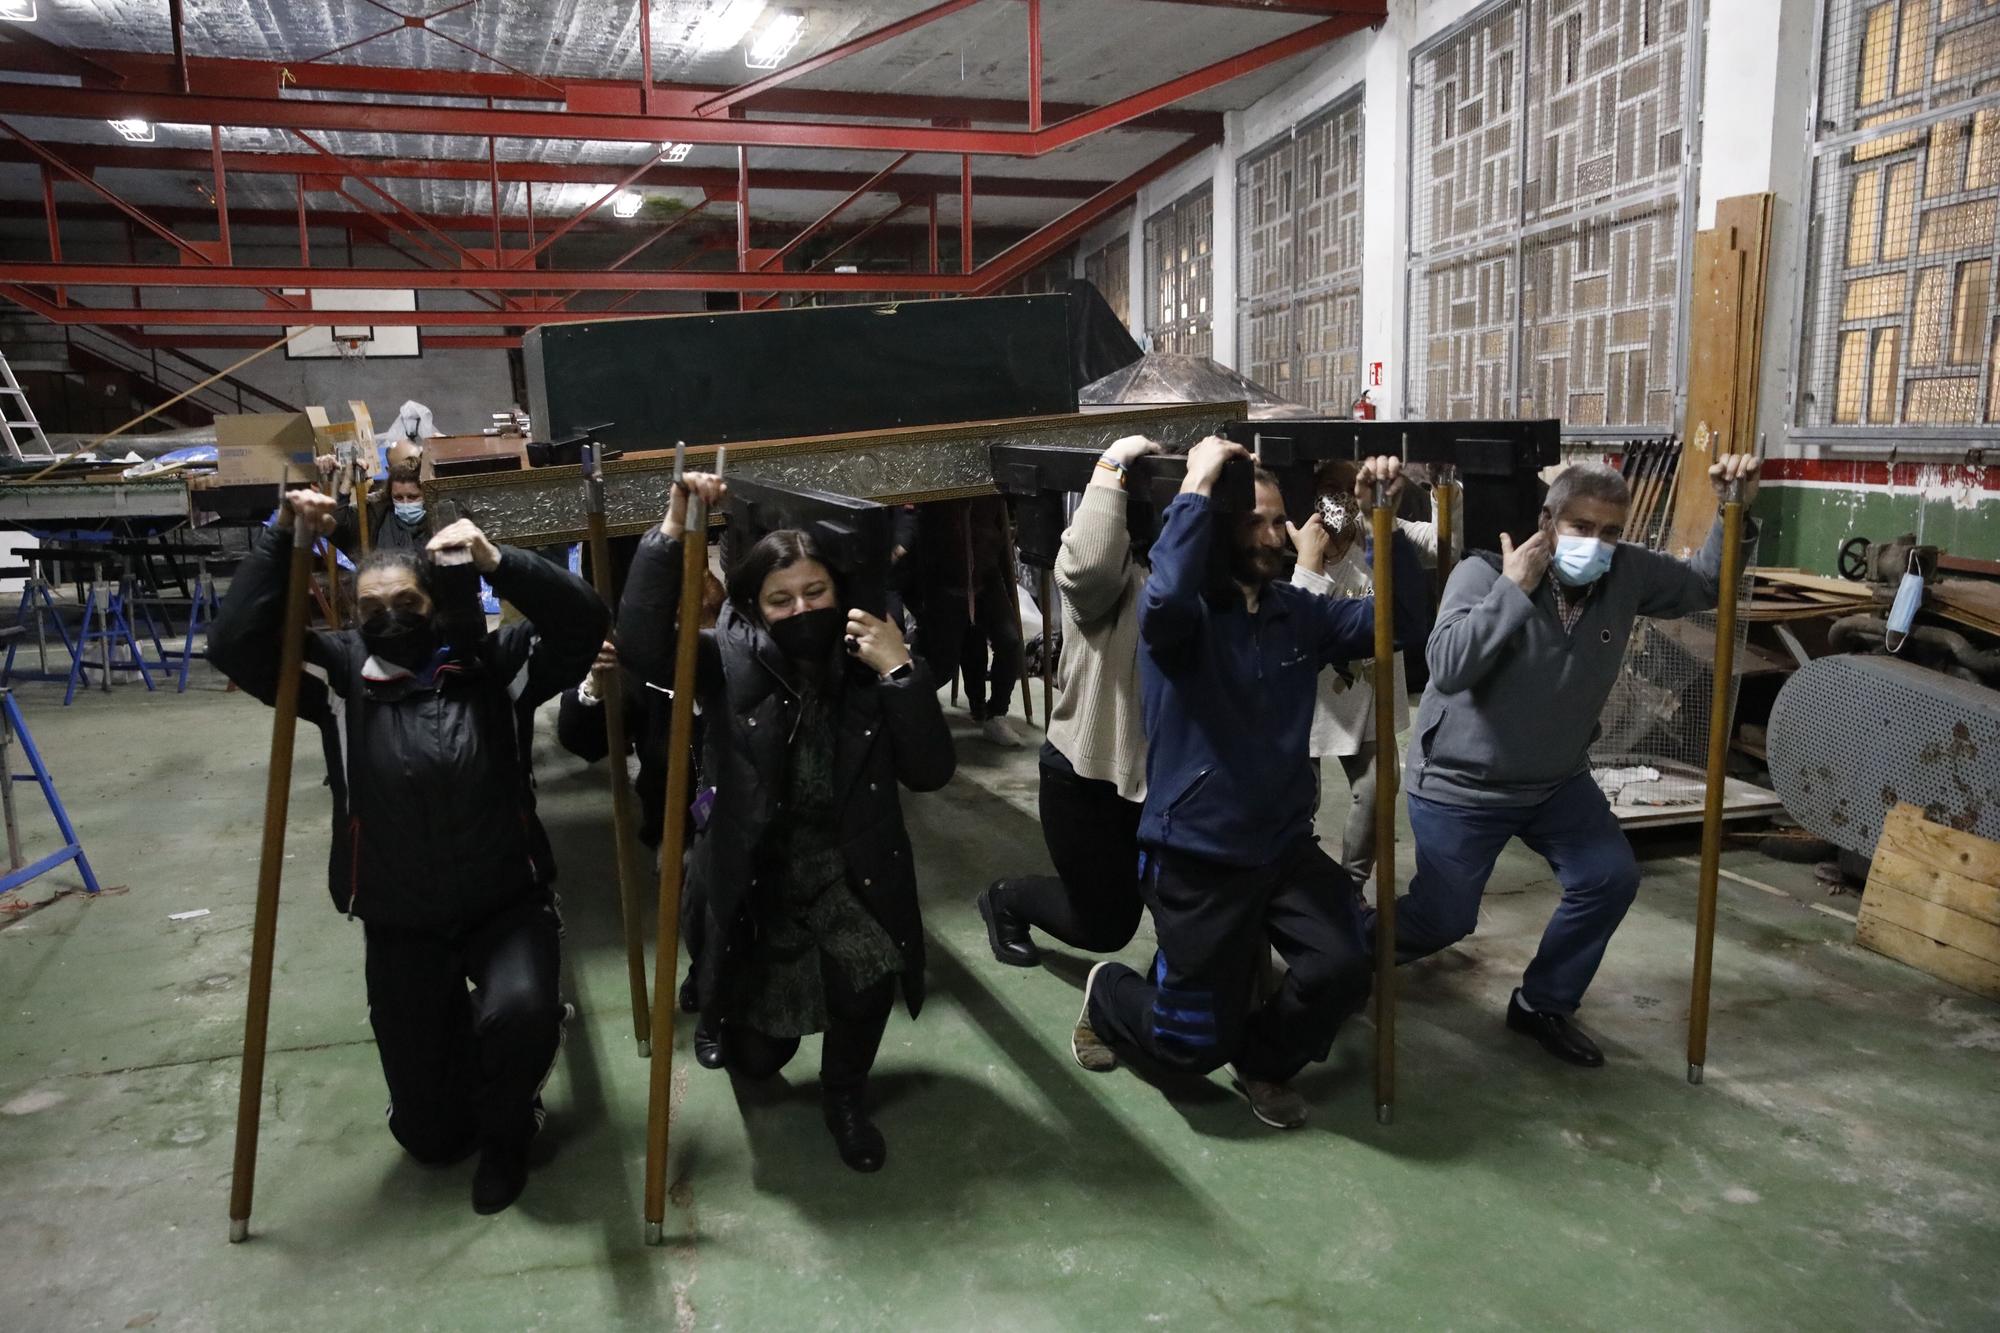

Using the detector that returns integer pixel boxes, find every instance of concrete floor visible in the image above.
[2,675,1998,1332]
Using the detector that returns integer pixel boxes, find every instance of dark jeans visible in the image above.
[727,969,895,1095]
[1002,744,1144,953]
[920,573,1022,719]
[363,896,565,1161]
[1089,838,1370,1083]
[1392,770,1642,1014]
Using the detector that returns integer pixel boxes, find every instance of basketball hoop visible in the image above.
[335,337,369,364]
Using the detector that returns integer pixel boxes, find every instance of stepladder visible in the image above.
[0,350,56,462]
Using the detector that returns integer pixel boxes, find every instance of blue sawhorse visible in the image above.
[2,554,78,686]
[0,683,99,898]
[153,557,222,693]
[64,573,156,706]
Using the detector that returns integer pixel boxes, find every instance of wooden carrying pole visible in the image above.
[1000,502,1033,726]
[352,462,373,557]
[227,515,315,1243]
[1686,477,1746,1085]
[1432,469,1457,602]
[1370,479,1398,1126]
[582,442,653,1057]
[643,444,712,1247]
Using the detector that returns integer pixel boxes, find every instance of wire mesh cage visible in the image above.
[1406,0,1697,431]
[1144,185,1215,356]
[1796,0,2000,436]
[1236,90,1365,411]
[1084,233,1132,328]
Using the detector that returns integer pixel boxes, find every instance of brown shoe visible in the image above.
[1071,961,1118,1072]
[1228,1064,1308,1129]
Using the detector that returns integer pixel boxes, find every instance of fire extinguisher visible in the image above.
[1351,389,1376,420]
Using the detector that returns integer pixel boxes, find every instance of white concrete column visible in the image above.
[1361,10,1415,419]
[1209,112,1242,370]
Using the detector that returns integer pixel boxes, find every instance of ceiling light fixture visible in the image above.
[0,1,39,22]
[108,118,155,143]
[662,142,693,163]
[613,191,643,218]
[693,0,766,54]
[744,9,806,70]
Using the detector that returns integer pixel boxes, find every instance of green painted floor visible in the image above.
[3,681,1997,1332]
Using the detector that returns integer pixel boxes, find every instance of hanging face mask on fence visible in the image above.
[1884,552,1925,654]
[1552,534,1615,587]
[767,605,844,665]
[361,608,439,673]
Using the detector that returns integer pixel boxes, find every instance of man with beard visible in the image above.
[1071,438,1430,1129]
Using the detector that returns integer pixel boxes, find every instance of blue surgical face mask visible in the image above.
[393,500,426,525]
[1885,556,1924,653]
[1552,533,1614,586]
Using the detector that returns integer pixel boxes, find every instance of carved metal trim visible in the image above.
[426,403,1242,545]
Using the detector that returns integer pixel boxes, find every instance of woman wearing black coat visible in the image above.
[208,488,607,1216]
[620,473,954,1173]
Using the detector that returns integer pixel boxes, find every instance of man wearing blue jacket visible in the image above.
[1395,455,1761,1067]
[1073,437,1430,1129]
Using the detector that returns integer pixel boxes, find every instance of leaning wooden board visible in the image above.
[1857,803,2000,1000]
[1667,229,1745,557]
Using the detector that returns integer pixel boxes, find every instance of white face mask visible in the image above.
[1552,534,1614,586]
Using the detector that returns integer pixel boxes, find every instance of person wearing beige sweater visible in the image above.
[978,436,1157,1052]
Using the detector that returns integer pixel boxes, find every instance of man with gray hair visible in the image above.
[1389,452,1761,1067]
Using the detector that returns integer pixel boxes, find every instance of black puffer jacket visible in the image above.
[209,525,607,930]
[620,528,955,1019]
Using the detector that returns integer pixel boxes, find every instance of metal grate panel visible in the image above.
[1796,0,2000,438]
[1085,233,1132,328]
[1768,653,2000,854]
[1237,90,1364,410]
[1407,0,1697,431]
[1144,185,1215,356]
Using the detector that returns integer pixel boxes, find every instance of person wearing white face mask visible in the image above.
[1390,454,1761,1068]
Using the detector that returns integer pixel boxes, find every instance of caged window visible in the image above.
[1798,0,2000,435]
[1406,0,1697,430]
[1237,90,1365,412]
[1144,186,1214,356]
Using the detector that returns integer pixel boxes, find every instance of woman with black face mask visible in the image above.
[620,473,955,1174]
[208,488,607,1217]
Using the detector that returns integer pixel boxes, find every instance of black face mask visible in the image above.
[360,608,439,672]
[766,605,843,666]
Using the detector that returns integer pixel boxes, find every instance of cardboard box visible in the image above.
[214,412,321,486]
[425,433,527,477]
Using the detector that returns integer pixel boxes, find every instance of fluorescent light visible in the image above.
[108,118,154,143]
[612,191,643,218]
[693,0,766,53]
[662,142,693,163]
[744,9,805,69]
[0,1,39,22]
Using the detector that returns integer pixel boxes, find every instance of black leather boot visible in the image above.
[822,1085,886,1173]
[978,881,1040,968]
[694,1018,726,1070]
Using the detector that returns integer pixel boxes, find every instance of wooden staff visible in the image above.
[1432,466,1458,604]
[1651,440,1686,549]
[582,440,653,1057]
[321,543,343,628]
[1687,472,1746,1086]
[227,511,316,1243]
[643,442,715,1247]
[351,460,373,557]
[999,501,1033,726]
[1370,470,1399,1127]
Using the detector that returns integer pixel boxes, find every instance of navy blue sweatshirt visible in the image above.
[1137,492,1431,867]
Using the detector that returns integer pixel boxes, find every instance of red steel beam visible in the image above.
[209,125,232,265]
[0,140,1108,200]
[291,130,494,269]
[1028,0,1043,132]
[556,201,714,306]
[509,145,667,268]
[0,43,1220,134]
[39,166,62,307]
[637,0,654,115]
[974,132,1217,295]
[960,156,974,274]
[807,201,922,274]
[756,153,914,272]
[0,262,981,296]
[1136,0,1381,11]
[695,0,987,120]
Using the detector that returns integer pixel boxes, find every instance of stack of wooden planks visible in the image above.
[1744,568,1876,622]
[1930,579,2000,638]
[1858,804,2000,1000]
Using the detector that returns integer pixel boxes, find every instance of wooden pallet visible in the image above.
[1857,804,2000,1000]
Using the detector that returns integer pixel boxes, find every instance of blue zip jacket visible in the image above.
[1137,492,1431,867]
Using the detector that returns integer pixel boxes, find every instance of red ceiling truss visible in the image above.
[0,0,1383,346]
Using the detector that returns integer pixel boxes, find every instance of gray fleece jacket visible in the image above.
[1406,517,1756,809]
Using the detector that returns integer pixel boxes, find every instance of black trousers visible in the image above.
[362,897,564,1161]
[1089,838,1370,1084]
[727,970,896,1096]
[919,573,1022,718]
[1003,748,1145,953]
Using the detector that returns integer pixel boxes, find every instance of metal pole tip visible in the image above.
[1376,1103,1394,1126]
[637,1039,652,1059]
[1688,1063,1705,1086]
[229,1218,249,1244]
[644,1221,665,1248]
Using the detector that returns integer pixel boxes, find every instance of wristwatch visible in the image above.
[881,660,915,684]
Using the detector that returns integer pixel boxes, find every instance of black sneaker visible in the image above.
[472,1140,530,1215]
[978,881,1040,968]
[1506,989,1605,1067]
